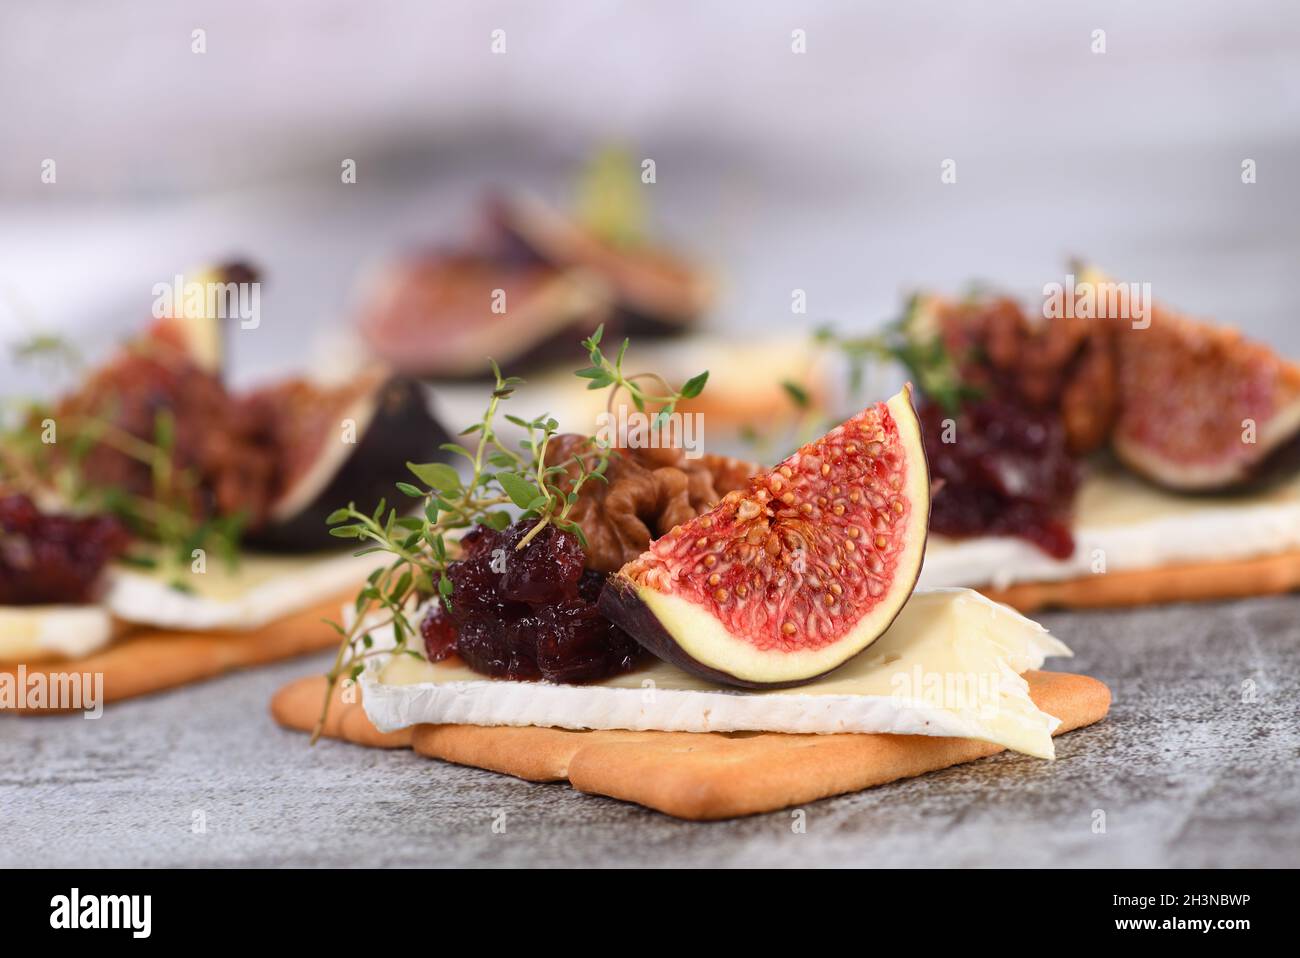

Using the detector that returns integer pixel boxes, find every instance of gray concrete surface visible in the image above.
[2,595,1297,868]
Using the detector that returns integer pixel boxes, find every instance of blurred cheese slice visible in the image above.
[428,335,834,460]
[105,550,379,631]
[1,551,377,661]
[365,588,1072,759]
[921,464,1300,590]
[0,605,115,662]
[546,334,832,432]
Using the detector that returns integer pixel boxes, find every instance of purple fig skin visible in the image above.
[248,377,451,552]
[1122,426,1300,496]
[596,576,809,689]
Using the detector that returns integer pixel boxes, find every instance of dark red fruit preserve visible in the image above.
[419,599,458,662]
[420,520,642,682]
[0,495,132,604]
[919,398,1078,559]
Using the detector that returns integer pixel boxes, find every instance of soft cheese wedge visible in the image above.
[0,605,116,663]
[366,588,1073,758]
[105,551,380,631]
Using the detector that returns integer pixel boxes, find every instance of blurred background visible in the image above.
[1,0,1297,399]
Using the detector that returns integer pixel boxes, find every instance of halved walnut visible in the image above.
[545,435,757,572]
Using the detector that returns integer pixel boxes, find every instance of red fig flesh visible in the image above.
[598,386,930,688]
[1110,302,1300,490]
[357,252,609,379]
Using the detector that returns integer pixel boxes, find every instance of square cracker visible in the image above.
[2,593,354,713]
[272,669,1111,820]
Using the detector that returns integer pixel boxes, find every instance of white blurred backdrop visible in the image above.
[1,0,1297,392]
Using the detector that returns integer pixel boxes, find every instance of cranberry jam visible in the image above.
[420,520,643,683]
[0,495,132,605]
[920,398,1079,559]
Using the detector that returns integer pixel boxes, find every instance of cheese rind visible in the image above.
[365,589,1071,758]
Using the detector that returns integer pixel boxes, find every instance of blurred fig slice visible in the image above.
[1113,316,1300,490]
[357,252,609,379]
[245,369,451,551]
[145,312,222,375]
[147,261,260,375]
[491,192,713,334]
[599,386,930,688]
[1083,267,1300,490]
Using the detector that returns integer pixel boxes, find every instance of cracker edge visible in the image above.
[982,549,1300,613]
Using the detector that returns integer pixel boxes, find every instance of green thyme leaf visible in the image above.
[406,461,461,492]
[781,380,810,408]
[679,371,709,399]
[497,471,540,509]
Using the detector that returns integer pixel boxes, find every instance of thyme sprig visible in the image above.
[576,324,708,421]
[741,297,980,462]
[814,295,976,415]
[312,330,707,743]
[9,332,81,371]
[0,399,243,585]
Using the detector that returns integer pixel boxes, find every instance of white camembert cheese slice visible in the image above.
[363,588,1073,759]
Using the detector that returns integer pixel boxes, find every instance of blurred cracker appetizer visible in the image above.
[358,149,713,380]
[1,263,448,692]
[809,266,1300,609]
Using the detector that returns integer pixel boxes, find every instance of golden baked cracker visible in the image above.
[273,670,1111,819]
[271,673,412,748]
[2,593,356,714]
[414,724,604,781]
[982,549,1300,613]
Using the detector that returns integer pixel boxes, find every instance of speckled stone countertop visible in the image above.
[2,595,1297,868]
